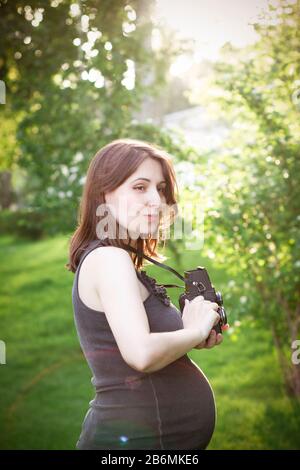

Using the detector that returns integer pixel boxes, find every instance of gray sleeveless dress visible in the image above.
[72,239,216,450]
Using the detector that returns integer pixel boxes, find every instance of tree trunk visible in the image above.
[287,363,300,397]
[0,170,14,209]
[271,321,300,398]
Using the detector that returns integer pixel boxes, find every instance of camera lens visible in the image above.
[219,306,227,325]
[215,291,223,305]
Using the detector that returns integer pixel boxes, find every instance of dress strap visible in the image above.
[75,241,171,307]
[136,270,171,306]
[76,238,111,273]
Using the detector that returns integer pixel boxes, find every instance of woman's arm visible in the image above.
[142,328,204,373]
[90,246,205,373]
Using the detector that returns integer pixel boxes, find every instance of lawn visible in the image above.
[0,234,299,449]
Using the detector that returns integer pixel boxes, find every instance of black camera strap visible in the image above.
[123,244,186,289]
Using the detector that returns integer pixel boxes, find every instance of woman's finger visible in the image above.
[205,329,217,348]
[210,302,220,311]
[216,333,223,345]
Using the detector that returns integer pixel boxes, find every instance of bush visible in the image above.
[0,208,45,240]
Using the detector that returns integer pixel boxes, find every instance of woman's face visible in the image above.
[104,157,167,239]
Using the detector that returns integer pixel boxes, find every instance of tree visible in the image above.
[0,0,186,233]
[191,0,300,396]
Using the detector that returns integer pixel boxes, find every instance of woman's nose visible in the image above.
[147,189,162,206]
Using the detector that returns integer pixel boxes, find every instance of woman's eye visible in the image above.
[134,186,165,193]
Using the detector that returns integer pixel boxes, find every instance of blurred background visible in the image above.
[0,0,299,449]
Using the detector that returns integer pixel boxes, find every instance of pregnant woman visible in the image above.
[66,138,226,450]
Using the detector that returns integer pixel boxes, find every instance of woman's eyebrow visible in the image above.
[131,177,166,184]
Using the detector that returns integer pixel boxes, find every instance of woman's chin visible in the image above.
[140,226,159,238]
[126,219,160,239]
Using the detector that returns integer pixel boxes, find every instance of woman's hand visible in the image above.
[194,323,230,349]
[182,296,221,343]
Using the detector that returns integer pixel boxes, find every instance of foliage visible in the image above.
[0,0,189,232]
[0,234,299,449]
[190,0,300,396]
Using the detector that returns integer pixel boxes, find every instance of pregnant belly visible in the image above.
[151,355,216,449]
[77,356,216,450]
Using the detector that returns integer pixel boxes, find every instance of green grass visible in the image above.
[0,234,299,449]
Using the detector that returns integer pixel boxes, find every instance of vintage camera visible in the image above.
[120,243,228,335]
[178,266,227,335]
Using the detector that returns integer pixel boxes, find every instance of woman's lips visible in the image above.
[145,215,159,222]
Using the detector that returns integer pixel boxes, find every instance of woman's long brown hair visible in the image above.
[65,138,179,273]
